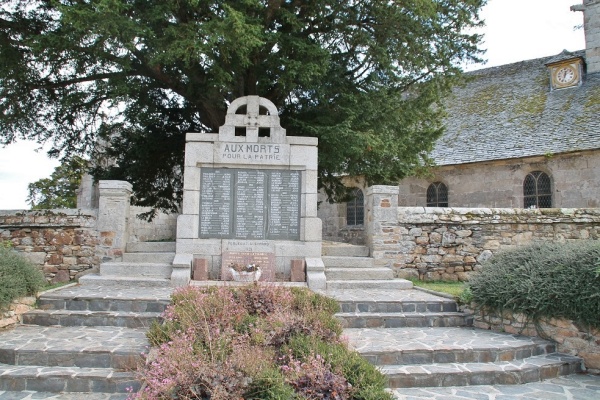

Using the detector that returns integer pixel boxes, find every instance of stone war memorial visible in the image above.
[172,95,326,288]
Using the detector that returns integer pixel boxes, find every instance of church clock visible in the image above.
[547,58,583,90]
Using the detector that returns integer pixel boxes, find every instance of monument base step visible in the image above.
[326,267,394,280]
[126,241,176,253]
[189,280,307,288]
[322,256,374,268]
[99,262,172,278]
[122,252,175,263]
[322,242,369,257]
[327,279,413,290]
[78,274,171,287]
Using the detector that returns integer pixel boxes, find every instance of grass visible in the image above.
[409,279,467,297]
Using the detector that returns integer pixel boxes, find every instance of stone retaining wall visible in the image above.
[467,307,600,372]
[366,186,600,281]
[0,296,36,330]
[0,210,101,282]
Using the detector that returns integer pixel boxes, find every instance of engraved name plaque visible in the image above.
[199,168,301,240]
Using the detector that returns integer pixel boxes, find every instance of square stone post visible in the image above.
[366,185,399,263]
[97,180,132,262]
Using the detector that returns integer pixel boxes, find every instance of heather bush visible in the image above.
[135,284,391,399]
[284,334,391,400]
[469,241,600,330]
[0,245,46,311]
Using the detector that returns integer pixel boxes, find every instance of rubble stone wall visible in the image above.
[366,188,600,281]
[467,307,600,371]
[0,296,36,330]
[0,210,101,282]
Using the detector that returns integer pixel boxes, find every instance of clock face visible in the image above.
[553,64,579,87]
[556,67,575,84]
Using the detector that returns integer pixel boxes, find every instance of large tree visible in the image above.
[0,0,485,215]
[27,156,86,209]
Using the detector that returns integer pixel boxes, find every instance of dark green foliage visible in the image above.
[469,241,600,330]
[0,0,486,215]
[27,156,86,210]
[0,246,46,310]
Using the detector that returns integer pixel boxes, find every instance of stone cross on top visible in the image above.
[218,96,286,143]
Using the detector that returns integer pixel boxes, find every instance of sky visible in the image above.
[0,0,588,210]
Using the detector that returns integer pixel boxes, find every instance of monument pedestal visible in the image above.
[174,96,324,287]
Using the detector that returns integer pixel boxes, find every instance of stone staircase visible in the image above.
[79,242,175,287]
[0,242,175,397]
[322,242,412,290]
[0,239,588,398]
[0,284,171,396]
[329,288,584,392]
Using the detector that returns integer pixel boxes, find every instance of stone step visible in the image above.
[22,310,162,329]
[0,364,140,393]
[322,243,369,257]
[0,325,147,370]
[37,285,172,313]
[99,262,172,278]
[381,353,583,388]
[327,279,413,290]
[344,327,557,366]
[79,275,171,288]
[126,241,176,253]
[337,312,472,329]
[322,256,373,268]
[326,267,394,280]
[122,252,175,264]
[338,299,457,313]
[38,296,169,314]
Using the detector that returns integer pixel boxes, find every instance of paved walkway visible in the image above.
[0,393,127,399]
[391,374,600,399]
[2,285,599,399]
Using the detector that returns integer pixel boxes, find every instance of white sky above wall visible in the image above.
[0,0,587,209]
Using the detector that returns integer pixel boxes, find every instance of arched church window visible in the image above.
[346,188,364,226]
[524,171,552,208]
[426,182,448,207]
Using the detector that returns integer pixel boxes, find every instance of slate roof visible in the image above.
[432,50,600,166]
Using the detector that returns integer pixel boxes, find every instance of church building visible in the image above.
[319,0,600,244]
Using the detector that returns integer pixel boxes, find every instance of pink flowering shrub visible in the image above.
[134,284,391,399]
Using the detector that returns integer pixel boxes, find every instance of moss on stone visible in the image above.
[459,84,505,116]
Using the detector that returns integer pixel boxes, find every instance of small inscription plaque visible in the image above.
[221,251,275,281]
[199,168,301,240]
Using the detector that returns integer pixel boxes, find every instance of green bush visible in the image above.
[468,241,600,329]
[0,246,46,310]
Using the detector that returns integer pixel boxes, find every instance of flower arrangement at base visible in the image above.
[229,263,261,282]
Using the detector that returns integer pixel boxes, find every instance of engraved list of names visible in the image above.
[199,168,301,240]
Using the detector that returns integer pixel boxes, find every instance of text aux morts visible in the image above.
[222,143,281,160]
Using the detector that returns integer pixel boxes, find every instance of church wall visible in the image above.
[318,177,367,245]
[398,150,600,208]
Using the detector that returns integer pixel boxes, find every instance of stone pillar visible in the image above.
[572,0,600,74]
[97,180,132,262]
[365,185,399,266]
[76,173,99,209]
